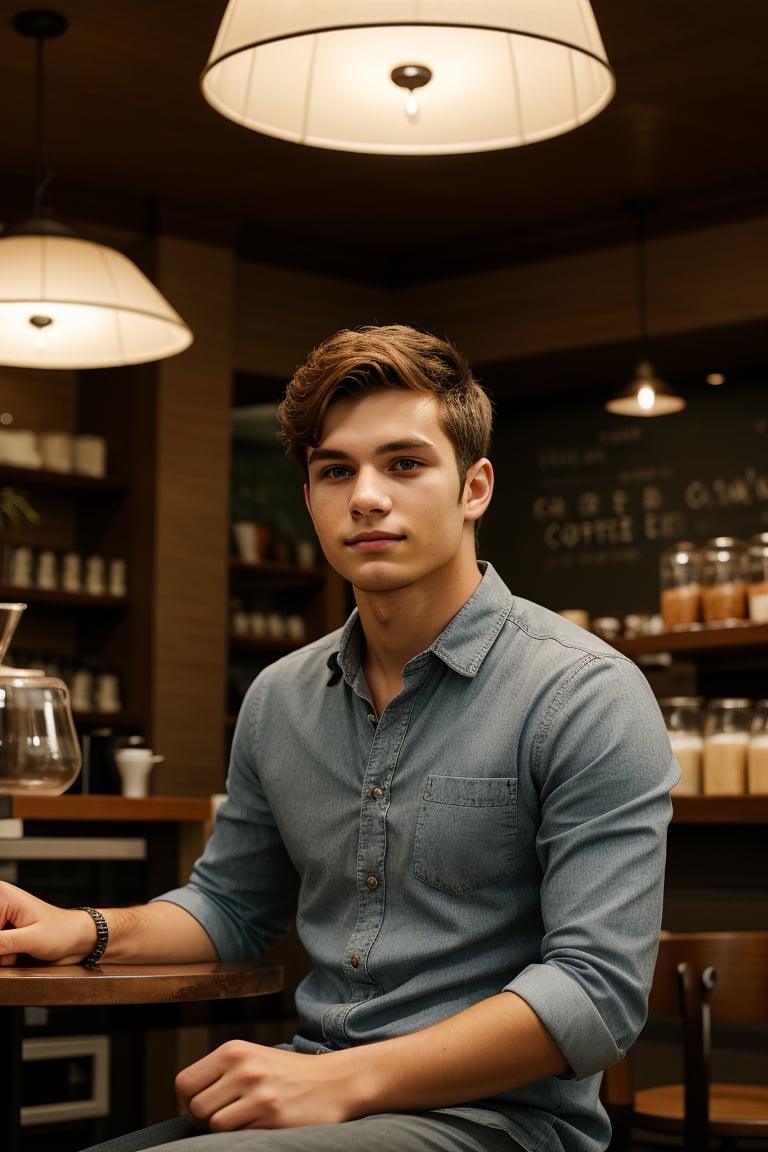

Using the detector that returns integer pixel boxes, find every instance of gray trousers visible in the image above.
[80,1111,525,1152]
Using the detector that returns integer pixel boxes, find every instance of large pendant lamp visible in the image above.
[0,10,192,371]
[201,0,615,155]
[605,198,686,418]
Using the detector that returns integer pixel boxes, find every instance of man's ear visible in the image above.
[463,458,494,522]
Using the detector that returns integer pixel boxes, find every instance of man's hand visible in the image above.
[176,1040,357,1131]
[0,881,96,966]
[175,991,570,1133]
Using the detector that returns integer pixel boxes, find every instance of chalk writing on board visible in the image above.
[486,378,768,614]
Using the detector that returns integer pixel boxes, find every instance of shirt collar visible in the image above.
[326,562,513,685]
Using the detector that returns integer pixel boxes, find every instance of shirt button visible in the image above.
[350,954,359,968]
[366,875,379,890]
[370,786,383,799]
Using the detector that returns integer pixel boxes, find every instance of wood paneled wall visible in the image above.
[233,215,768,376]
[151,236,234,796]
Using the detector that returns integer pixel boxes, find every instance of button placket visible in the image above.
[340,705,412,996]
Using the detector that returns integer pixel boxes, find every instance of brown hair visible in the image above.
[277,324,493,485]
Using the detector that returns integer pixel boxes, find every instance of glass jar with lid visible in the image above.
[702,697,752,795]
[700,536,749,625]
[747,699,768,795]
[747,533,768,623]
[659,697,704,795]
[659,541,702,631]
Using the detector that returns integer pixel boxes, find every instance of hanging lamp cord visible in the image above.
[12,9,69,220]
[32,29,53,217]
[626,195,658,355]
[635,209,648,347]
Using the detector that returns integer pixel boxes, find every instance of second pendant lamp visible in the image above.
[605,199,685,418]
[0,9,192,371]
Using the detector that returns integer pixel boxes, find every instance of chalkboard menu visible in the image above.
[483,377,768,618]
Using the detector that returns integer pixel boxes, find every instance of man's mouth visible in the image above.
[346,532,403,551]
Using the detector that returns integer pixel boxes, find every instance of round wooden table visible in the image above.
[0,962,283,1152]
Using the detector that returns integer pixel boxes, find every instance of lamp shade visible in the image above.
[201,0,615,155]
[0,221,193,370]
[605,360,686,418]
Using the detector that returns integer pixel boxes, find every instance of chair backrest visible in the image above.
[603,931,768,1152]
[650,931,768,1024]
[651,931,768,1152]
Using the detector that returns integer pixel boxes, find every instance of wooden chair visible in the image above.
[603,931,768,1152]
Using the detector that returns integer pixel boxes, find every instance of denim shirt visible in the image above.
[159,563,677,1152]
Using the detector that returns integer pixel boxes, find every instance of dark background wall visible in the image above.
[483,376,768,618]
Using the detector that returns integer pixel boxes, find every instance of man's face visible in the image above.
[304,389,481,595]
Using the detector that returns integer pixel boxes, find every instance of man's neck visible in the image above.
[356,562,483,715]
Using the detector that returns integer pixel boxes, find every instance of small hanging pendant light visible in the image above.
[0,10,192,370]
[201,0,615,155]
[605,198,686,417]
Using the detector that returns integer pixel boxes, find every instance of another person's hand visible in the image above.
[176,1040,357,1131]
[0,881,95,966]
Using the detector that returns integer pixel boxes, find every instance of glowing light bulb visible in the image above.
[637,384,656,411]
[404,90,419,122]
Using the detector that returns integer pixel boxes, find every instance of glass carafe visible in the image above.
[0,602,82,795]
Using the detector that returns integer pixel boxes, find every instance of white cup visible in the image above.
[295,539,316,568]
[74,434,107,477]
[2,428,42,468]
[39,431,74,473]
[108,557,127,598]
[232,522,257,562]
[9,546,34,588]
[94,673,121,714]
[85,555,106,595]
[36,549,58,590]
[285,614,306,641]
[71,668,94,712]
[61,551,82,593]
[115,748,164,798]
[266,611,285,638]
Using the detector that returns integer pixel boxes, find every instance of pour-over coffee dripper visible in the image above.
[0,602,82,794]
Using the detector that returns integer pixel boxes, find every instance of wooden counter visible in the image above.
[10,794,211,823]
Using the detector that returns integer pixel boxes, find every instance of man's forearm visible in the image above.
[73,901,218,964]
[342,990,569,1119]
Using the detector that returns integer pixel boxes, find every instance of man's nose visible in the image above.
[350,467,391,516]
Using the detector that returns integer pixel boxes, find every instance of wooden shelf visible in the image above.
[229,634,300,654]
[229,558,325,586]
[671,795,768,823]
[0,463,127,493]
[72,709,142,728]
[10,794,212,823]
[0,585,128,609]
[614,623,768,657]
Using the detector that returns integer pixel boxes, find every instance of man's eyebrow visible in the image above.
[307,438,435,466]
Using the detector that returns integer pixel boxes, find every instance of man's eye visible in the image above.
[394,458,420,472]
[323,465,352,480]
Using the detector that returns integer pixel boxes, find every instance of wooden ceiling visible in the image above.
[1,2,768,400]
[2,0,767,294]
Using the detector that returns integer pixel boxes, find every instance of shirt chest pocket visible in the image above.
[413,775,517,895]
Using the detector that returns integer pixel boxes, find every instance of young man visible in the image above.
[0,325,678,1152]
